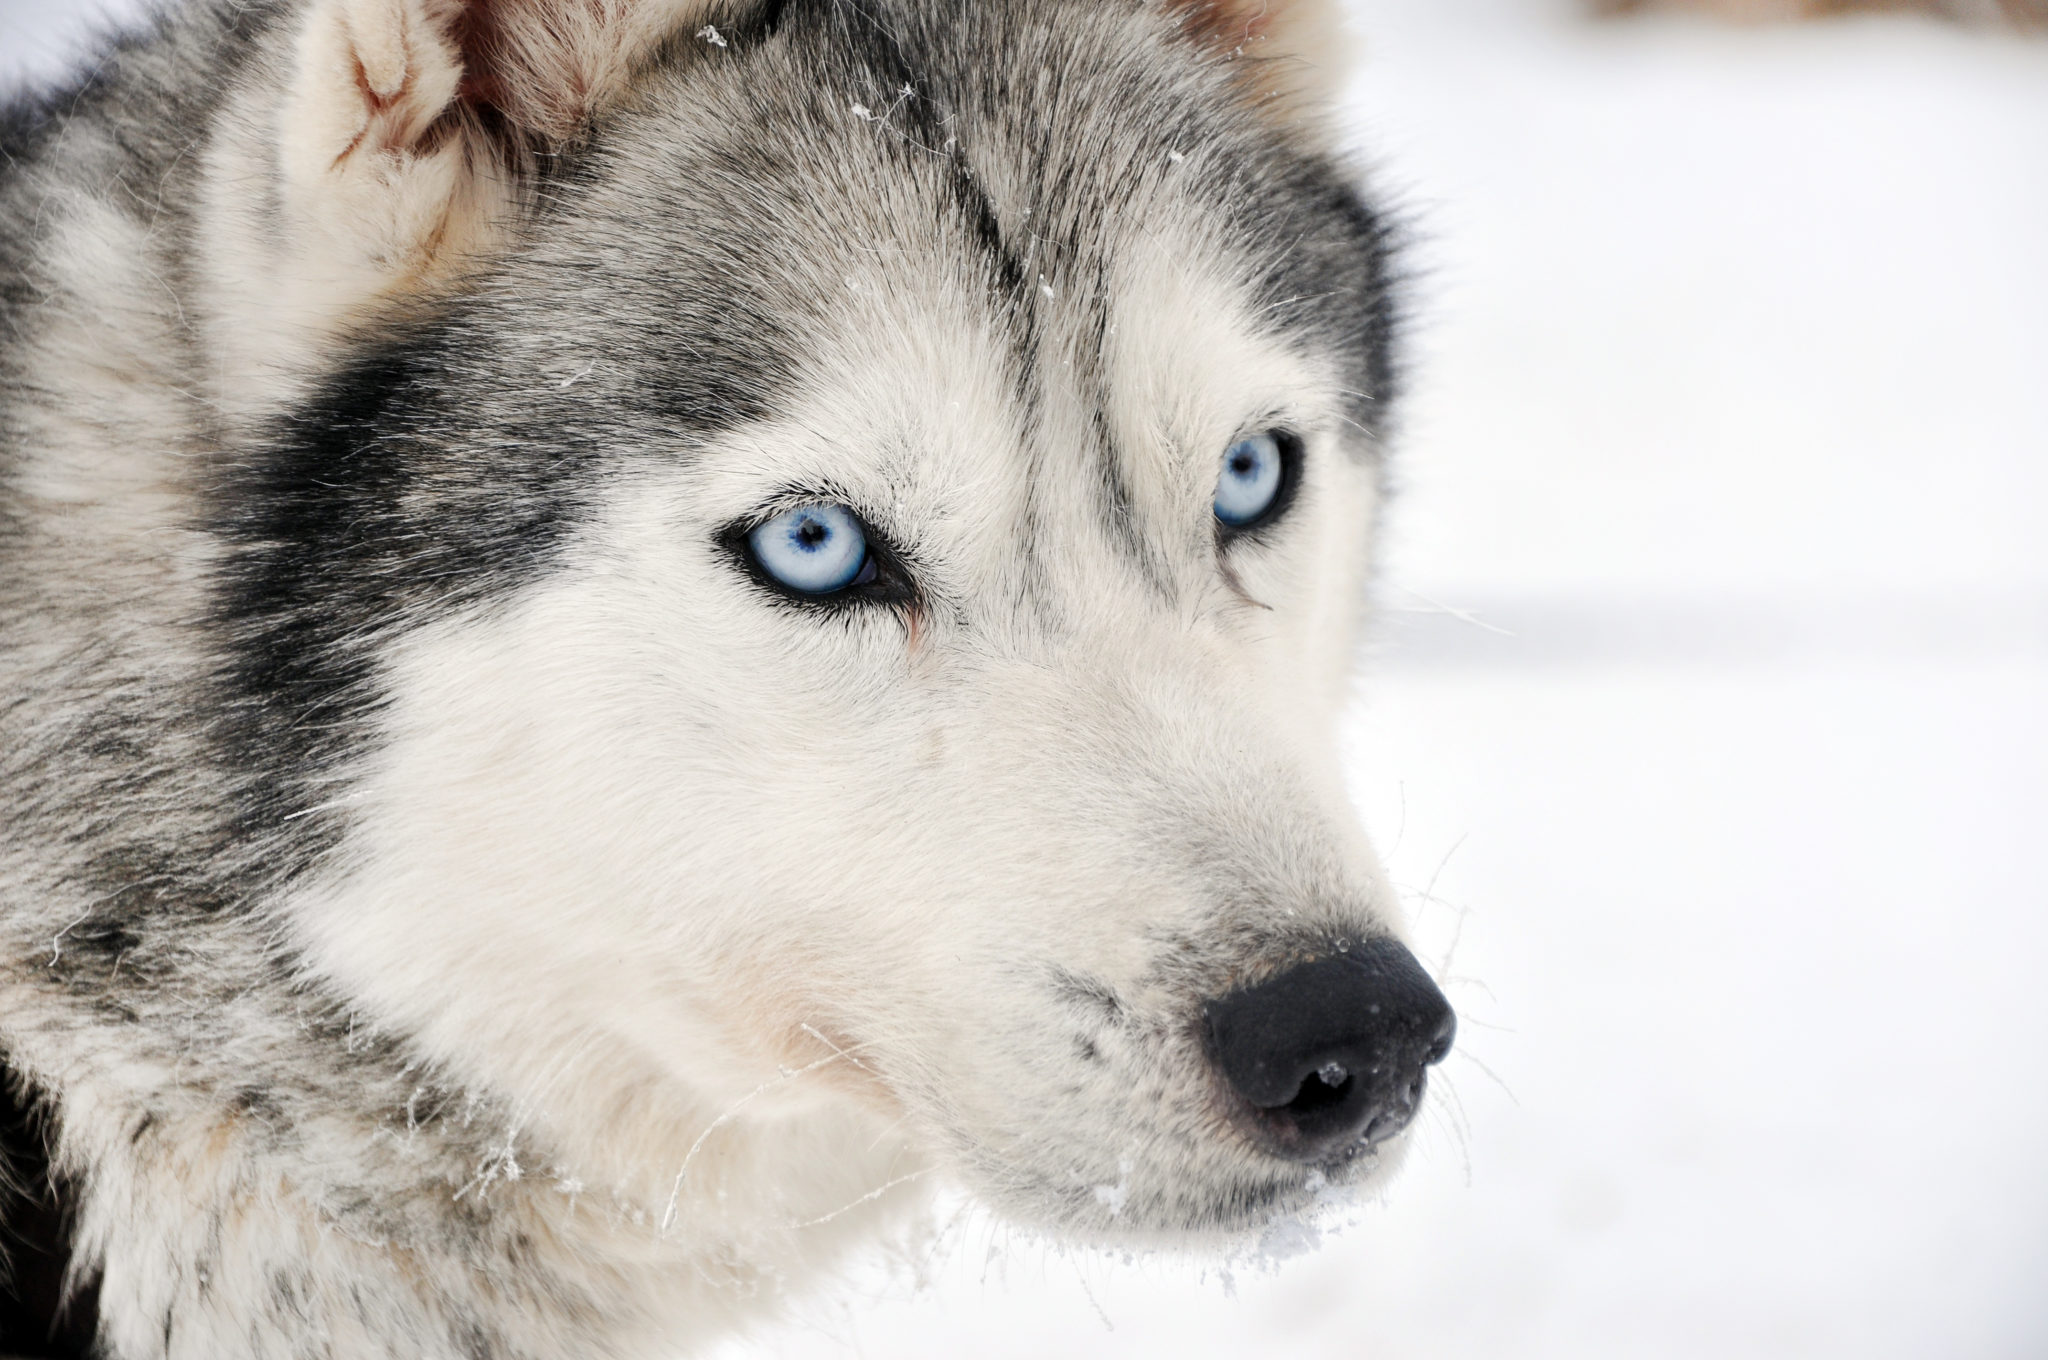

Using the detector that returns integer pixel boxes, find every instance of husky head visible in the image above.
[224,0,1448,1247]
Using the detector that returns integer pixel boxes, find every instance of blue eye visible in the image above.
[746,504,876,595]
[1214,432,1286,529]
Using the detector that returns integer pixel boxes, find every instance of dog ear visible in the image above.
[276,0,721,300]
[1158,0,1359,116]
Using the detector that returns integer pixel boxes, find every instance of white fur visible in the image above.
[0,0,1418,1353]
[290,233,1395,1236]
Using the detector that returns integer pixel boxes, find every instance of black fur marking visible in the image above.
[0,1058,98,1359]
[1246,168,1407,445]
[211,333,447,875]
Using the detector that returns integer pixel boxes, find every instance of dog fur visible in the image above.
[0,1,1417,1354]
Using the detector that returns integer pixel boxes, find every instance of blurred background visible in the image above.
[6,0,2044,1355]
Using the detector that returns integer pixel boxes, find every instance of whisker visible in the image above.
[658,1036,884,1236]
[1451,1049,1518,1105]
[784,1168,935,1231]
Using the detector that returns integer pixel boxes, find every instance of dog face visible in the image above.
[243,0,1441,1243]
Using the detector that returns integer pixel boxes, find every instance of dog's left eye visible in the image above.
[1213,431,1292,532]
[746,504,878,596]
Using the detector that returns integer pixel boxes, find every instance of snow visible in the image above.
[0,0,141,89]
[4,0,2044,1355]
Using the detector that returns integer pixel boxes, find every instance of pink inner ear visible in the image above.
[1165,0,1284,53]
[443,0,614,144]
[447,3,507,116]
[446,0,561,139]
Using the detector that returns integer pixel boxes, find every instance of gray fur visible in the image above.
[0,1,1408,1354]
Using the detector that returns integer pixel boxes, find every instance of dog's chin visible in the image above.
[959,1126,1417,1249]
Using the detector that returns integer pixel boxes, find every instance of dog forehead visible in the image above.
[532,0,1375,487]
[543,4,1364,356]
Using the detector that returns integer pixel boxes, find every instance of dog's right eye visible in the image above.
[746,504,878,596]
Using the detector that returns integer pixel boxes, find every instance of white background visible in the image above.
[4,1,2044,1356]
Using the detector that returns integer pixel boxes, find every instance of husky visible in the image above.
[0,0,1451,1355]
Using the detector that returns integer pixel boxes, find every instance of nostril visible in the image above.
[1268,1062,1354,1122]
[1203,937,1455,1163]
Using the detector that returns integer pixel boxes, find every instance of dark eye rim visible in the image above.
[719,503,919,610]
[1215,428,1305,546]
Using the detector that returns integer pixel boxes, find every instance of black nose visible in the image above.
[1203,938,1456,1162]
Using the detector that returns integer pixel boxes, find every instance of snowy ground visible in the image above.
[4,1,2044,1356]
